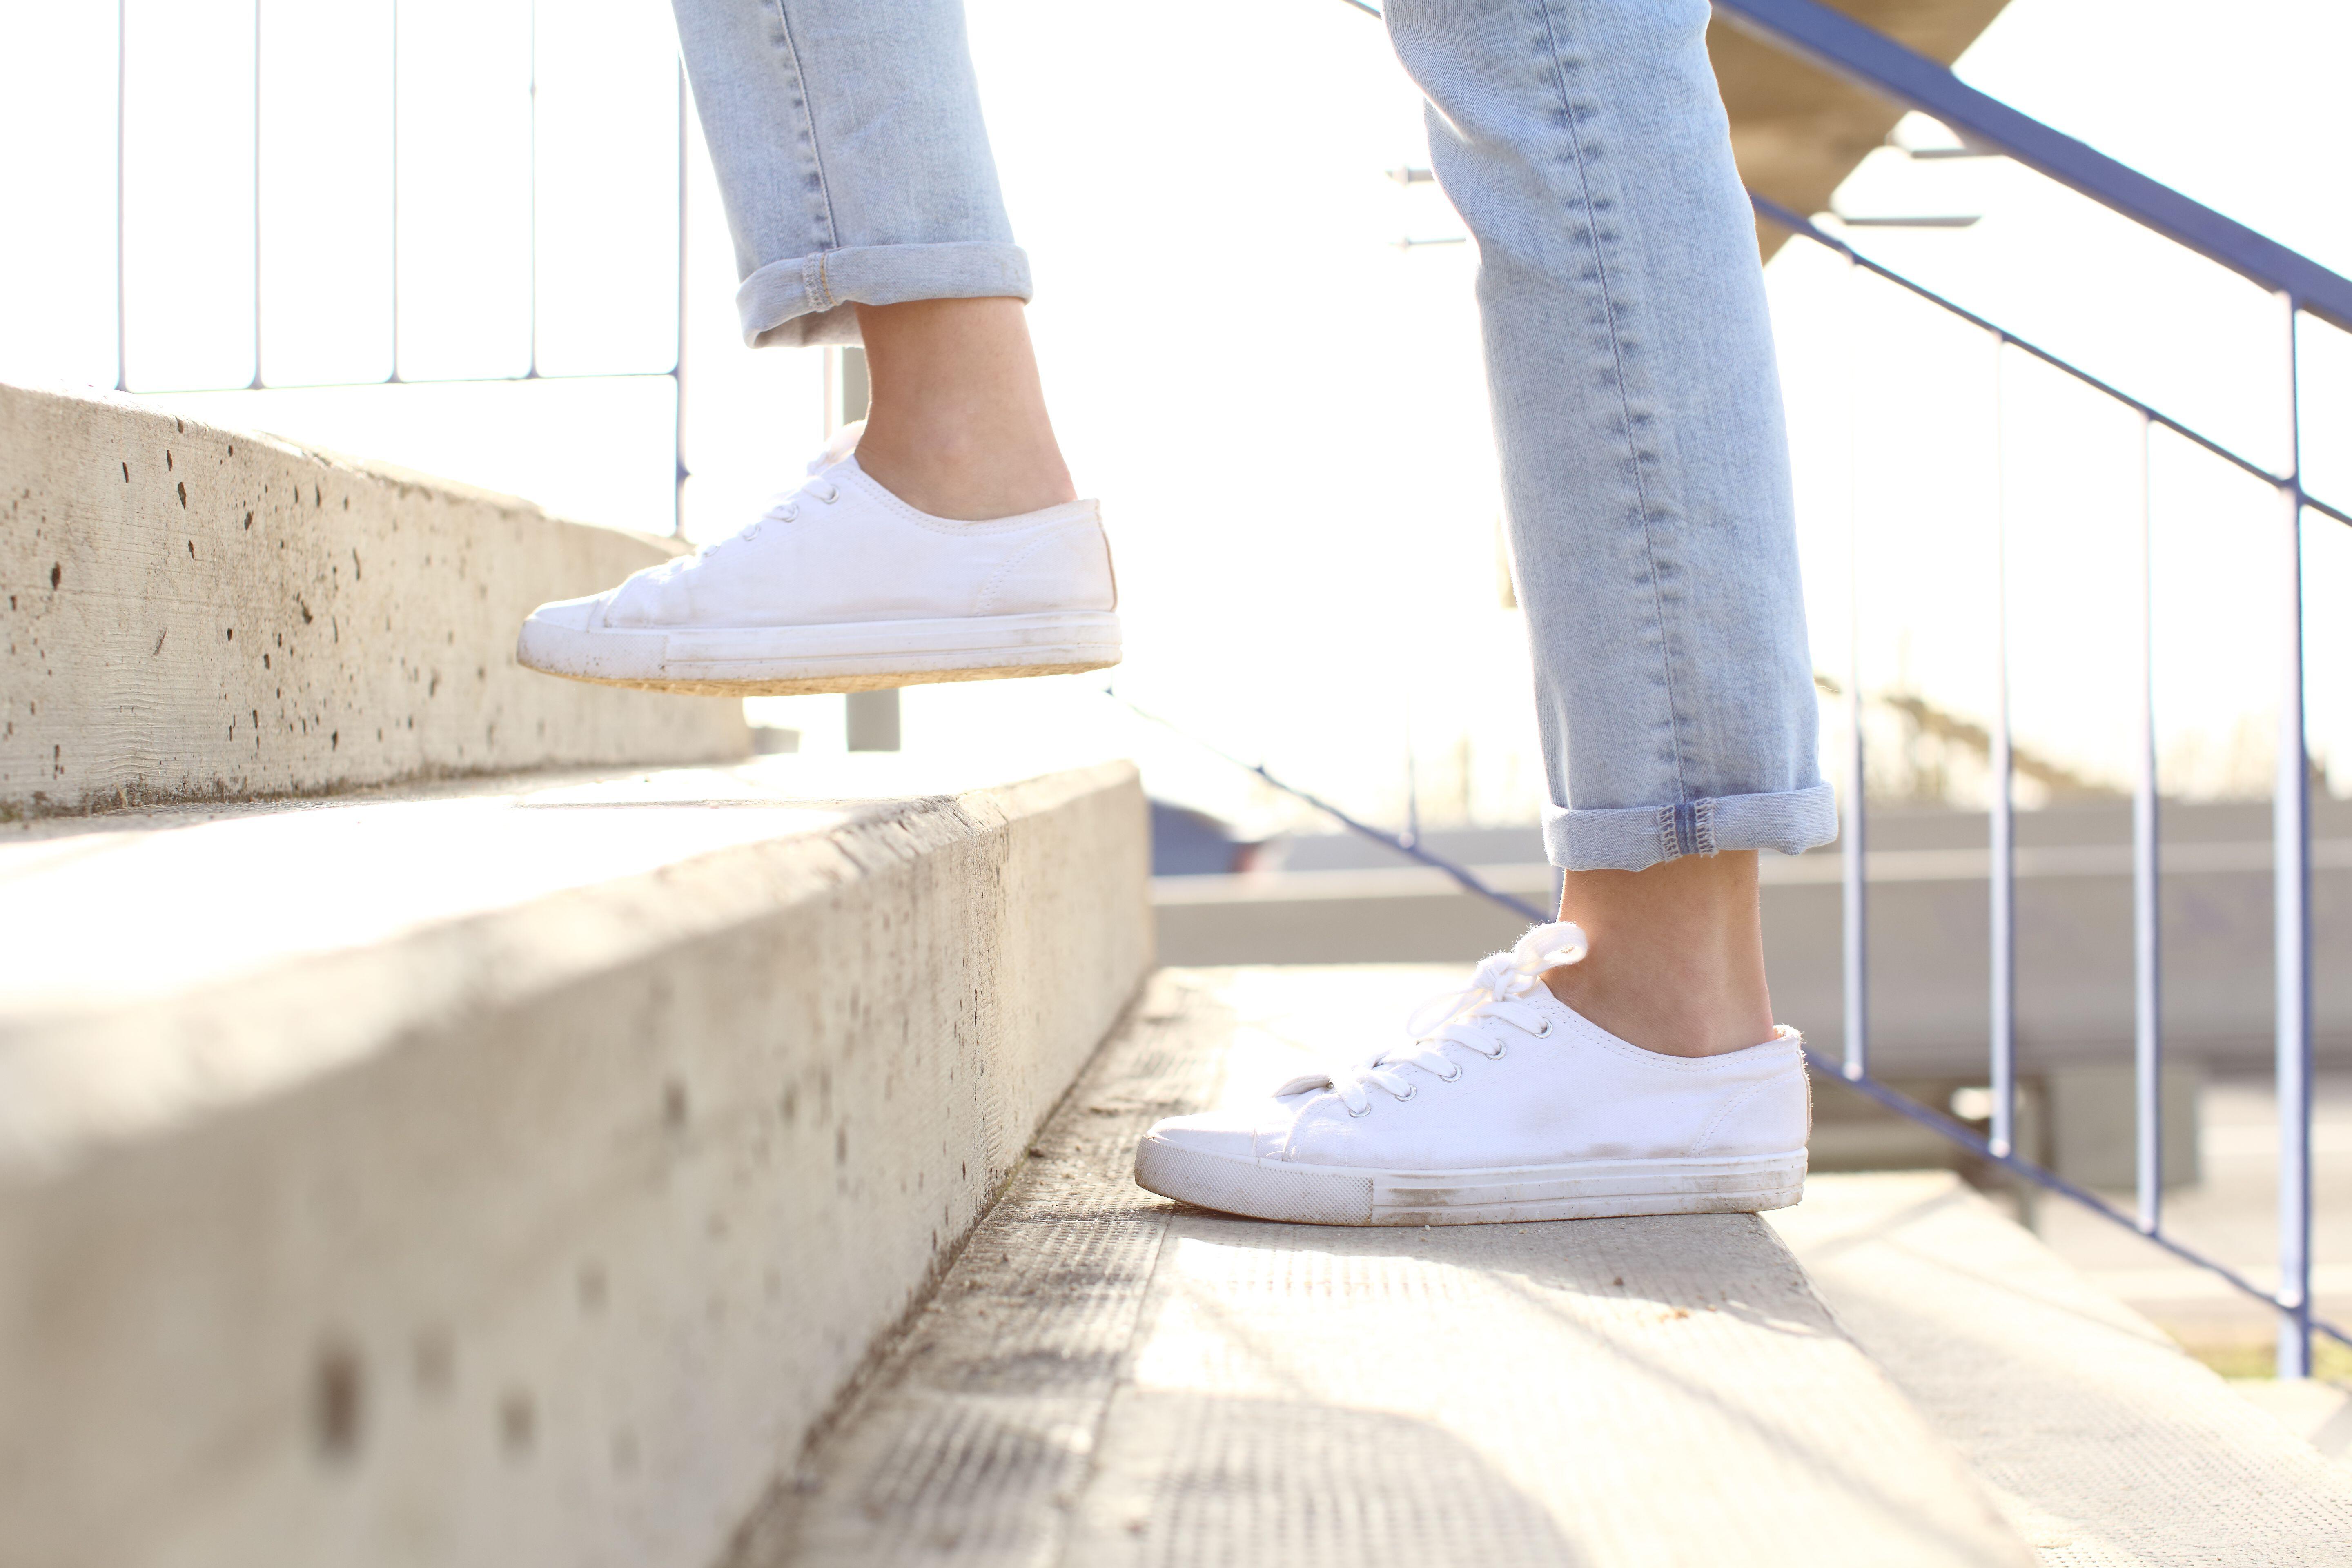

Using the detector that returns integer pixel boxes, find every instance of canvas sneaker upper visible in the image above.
[1145,922,1810,1174]
[524,423,1114,637]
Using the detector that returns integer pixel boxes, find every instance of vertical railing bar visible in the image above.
[115,0,128,392]
[527,0,539,380]
[1403,699,1421,851]
[673,57,689,535]
[388,0,401,383]
[2133,412,2161,1234]
[1989,336,2017,1160]
[249,0,263,390]
[1842,256,1869,1081]
[2275,291,2313,1379]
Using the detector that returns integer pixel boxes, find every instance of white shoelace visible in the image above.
[698,455,844,557]
[1278,921,1590,1116]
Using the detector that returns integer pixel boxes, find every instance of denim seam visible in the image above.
[1694,796,1717,857]
[764,0,839,253]
[1533,0,1688,803]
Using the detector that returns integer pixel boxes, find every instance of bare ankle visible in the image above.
[850,298,1076,521]
[1540,851,1775,1058]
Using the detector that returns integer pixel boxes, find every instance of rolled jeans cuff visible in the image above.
[1541,782,1838,872]
[735,241,1034,348]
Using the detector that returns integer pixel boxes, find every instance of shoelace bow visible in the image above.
[1279,921,1590,1116]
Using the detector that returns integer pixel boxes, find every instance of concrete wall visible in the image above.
[0,762,1152,1568]
[0,381,747,816]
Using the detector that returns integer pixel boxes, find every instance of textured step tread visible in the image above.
[1773,1171,2352,1565]
[728,965,2033,1568]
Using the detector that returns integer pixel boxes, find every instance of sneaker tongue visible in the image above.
[816,419,864,469]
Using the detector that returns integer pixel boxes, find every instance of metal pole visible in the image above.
[673,58,688,535]
[1989,338,2017,1160]
[2133,412,2161,1234]
[1404,700,1421,851]
[2275,292,2313,1378]
[527,0,539,380]
[388,0,400,382]
[115,0,127,392]
[250,0,263,389]
[1842,257,1869,1081]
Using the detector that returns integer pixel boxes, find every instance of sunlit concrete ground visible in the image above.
[2016,1072,2352,1457]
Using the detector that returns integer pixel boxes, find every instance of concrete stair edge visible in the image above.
[0,759,1152,1568]
[0,379,749,818]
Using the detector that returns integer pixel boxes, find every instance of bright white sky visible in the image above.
[1,0,2345,831]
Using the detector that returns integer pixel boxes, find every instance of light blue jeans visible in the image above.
[670,0,1837,873]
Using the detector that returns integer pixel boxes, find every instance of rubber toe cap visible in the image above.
[524,594,602,631]
[1144,1109,1257,1159]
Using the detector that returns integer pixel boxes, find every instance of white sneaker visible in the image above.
[1134,923,1809,1226]
[517,424,1120,695]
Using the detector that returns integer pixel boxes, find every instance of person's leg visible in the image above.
[669,0,1027,350]
[853,298,1074,520]
[1546,851,1774,1058]
[517,0,1116,695]
[674,0,1071,517]
[1134,0,1825,1225]
[1384,0,1835,1056]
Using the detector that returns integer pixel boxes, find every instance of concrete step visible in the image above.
[1,380,748,817]
[0,758,1150,1568]
[1772,1171,2352,1564]
[736,964,2036,1568]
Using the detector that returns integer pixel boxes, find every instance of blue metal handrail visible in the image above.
[1711,0,2352,334]
[1114,693,1550,922]
[1749,194,2350,531]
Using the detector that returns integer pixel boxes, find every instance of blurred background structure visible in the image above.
[4,0,2349,1408]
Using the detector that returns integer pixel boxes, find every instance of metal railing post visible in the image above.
[114,0,127,392]
[673,56,689,534]
[1989,339,2017,1159]
[1842,257,1869,1081]
[2132,414,2162,1235]
[251,0,263,389]
[388,0,400,382]
[2275,292,2314,1378]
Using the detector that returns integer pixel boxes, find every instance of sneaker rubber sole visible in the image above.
[1133,1136,1806,1227]
[516,609,1120,697]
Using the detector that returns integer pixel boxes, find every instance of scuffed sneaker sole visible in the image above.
[1133,1137,1806,1227]
[517,609,1120,697]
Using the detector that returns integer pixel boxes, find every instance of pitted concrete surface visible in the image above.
[733,967,2033,1568]
[1774,1172,2352,1565]
[0,380,747,816]
[0,759,1149,1568]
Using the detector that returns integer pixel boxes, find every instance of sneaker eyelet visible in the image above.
[1394,1085,1417,1102]
[1488,1044,1509,1060]
[1438,1067,1462,1083]
[1347,1103,1371,1118]
[1535,1020,1553,1038]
